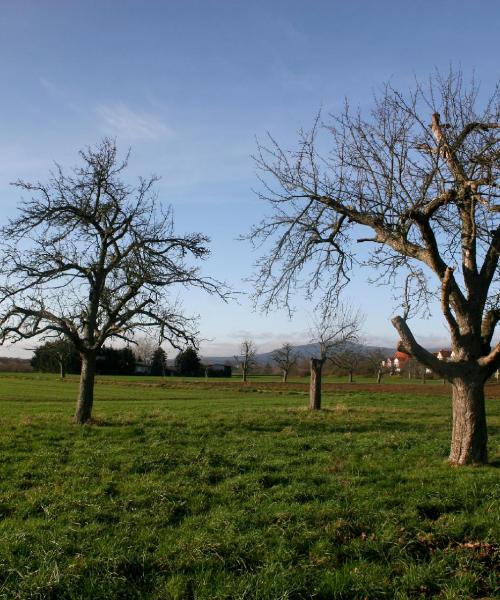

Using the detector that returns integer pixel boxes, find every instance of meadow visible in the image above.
[0,373,498,599]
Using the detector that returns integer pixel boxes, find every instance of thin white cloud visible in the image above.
[96,103,171,141]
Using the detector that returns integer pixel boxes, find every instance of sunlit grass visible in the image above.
[0,373,498,598]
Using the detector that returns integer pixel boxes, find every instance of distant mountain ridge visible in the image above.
[201,342,396,366]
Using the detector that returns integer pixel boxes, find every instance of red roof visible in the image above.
[394,351,411,361]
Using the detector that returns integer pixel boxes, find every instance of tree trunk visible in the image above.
[348,370,353,383]
[377,369,382,384]
[59,356,66,379]
[309,358,323,410]
[282,369,288,383]
[449,377,488,465]
[242,367,247,382]
[74,352,96,424]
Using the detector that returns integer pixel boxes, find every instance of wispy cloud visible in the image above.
[39,77,83,113]
[96,103,171,141]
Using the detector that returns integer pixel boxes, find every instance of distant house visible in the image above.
[382,351,411,373]
[436,349,454,361]
[134,361,151,375]
[425,348,455,374]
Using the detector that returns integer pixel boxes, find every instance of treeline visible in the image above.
[31,341,231,377]
[31,341,138,376]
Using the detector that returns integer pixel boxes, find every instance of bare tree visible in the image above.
[235,339,257,382]
[0,139,226,423]
[308,305,363,409]
[271,342,298,382]
[362,348,387,383]
[134,335,157,363]
[248,70,500,464]
[331,346,364,382]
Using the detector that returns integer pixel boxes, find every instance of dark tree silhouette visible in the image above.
[150,347,167,376]
[31,338,80,377]
[0,139,225,423]
[175,347,202,376]
[248,70,499,463]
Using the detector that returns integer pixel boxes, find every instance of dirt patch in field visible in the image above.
[97,377,500,398]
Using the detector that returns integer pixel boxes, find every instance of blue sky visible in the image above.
[1,1,499,358]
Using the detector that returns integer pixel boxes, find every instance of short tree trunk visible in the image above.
[282,369,288,383]
[309,358,323,410]
[348,370,353,383]
[59,356,66,379]
[449,377,488,465]
[242,368,247,382]
[74,352,96,424]
[377,369,382,384]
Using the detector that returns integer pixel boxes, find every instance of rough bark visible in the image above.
[282,369,288,383]
[74,352,96,424]
[377,369,382,384]
[309,358,323,410]
[449,377,488,465]
[242,368,248,382]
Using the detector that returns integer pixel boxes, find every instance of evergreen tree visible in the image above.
[175,347,201,376]
[151,348,167,376]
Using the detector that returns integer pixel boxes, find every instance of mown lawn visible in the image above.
[0,373,498,599]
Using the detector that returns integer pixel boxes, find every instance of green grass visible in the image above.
[0,373,498,599]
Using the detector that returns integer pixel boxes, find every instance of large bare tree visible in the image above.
[0,139,225,423]
[248,70,500,464]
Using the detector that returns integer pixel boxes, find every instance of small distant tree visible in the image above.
[235,340,257,382]
[151,347,167,376]
[309,304,363,410]
[331,346,363,383]
[272,342,298,382]
[134,336,156,364]
[31,338,80,377]
[0,139,225,423]
[175,347,202,376]
[361,348,387,383]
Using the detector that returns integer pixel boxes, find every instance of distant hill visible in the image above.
[201,342,395,366]
[0,357,32,372]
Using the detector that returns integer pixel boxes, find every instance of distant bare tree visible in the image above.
[362,348,387,383]
[134,335,157,363]
[331,346,363,382]
[235,339,257,382]
[272,342,298,382]
[309,304,363,409]
[248,70,500,464]
[0,139,226,423]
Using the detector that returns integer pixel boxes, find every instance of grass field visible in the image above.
[0,373,498,599]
